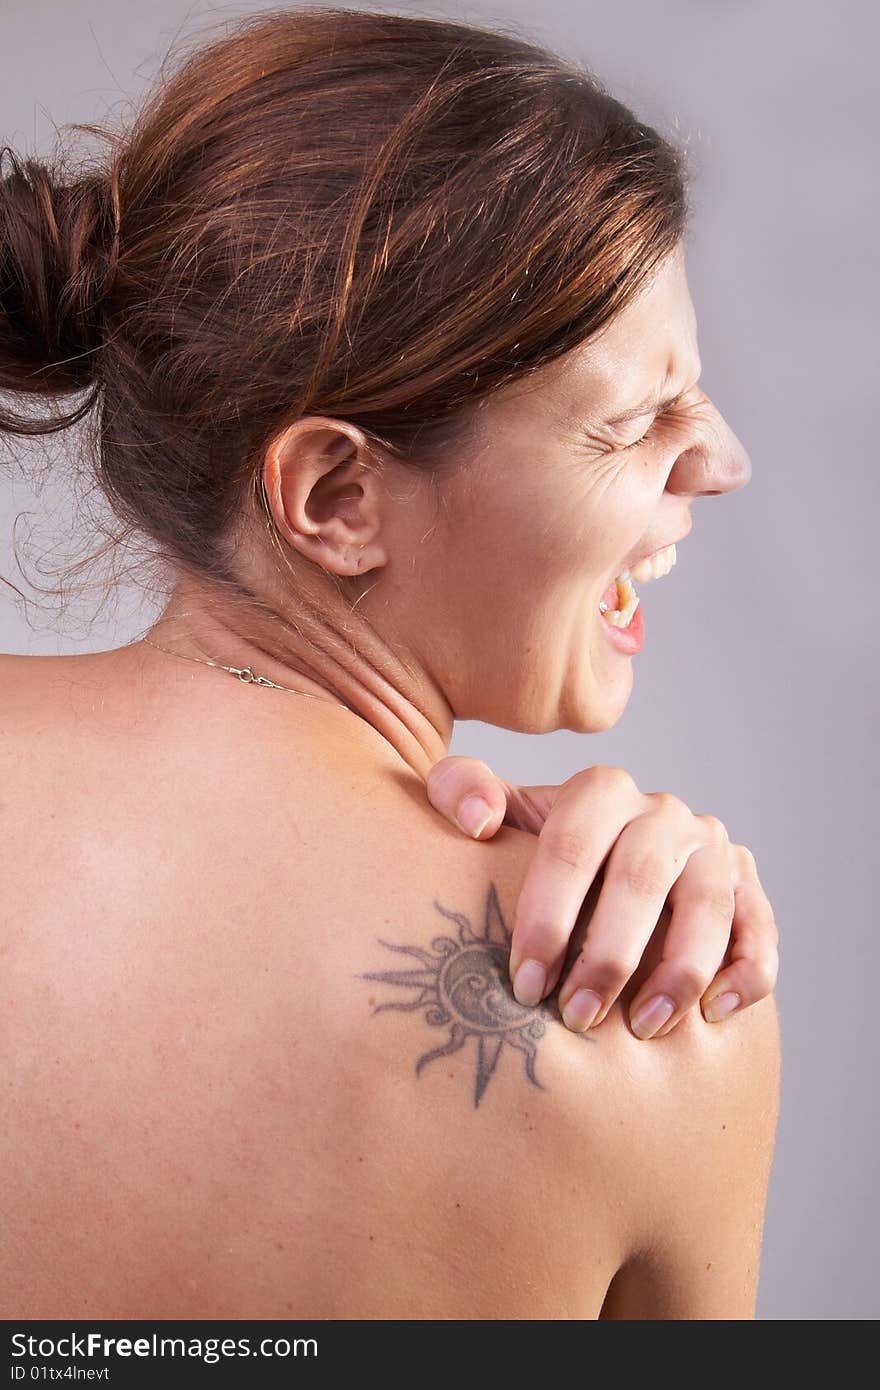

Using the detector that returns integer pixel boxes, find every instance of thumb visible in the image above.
[425,755,508,839]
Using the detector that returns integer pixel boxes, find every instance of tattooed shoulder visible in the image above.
[358,881,592,1109]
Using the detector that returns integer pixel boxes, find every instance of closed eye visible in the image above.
[619,392,689,451]
[620,416,663,451]
[621,428,652,451]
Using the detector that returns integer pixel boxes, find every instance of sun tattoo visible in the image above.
[359,881,592,1107]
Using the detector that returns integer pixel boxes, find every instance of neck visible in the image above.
[139,570,454,781]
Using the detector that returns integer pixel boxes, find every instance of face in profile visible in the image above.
[389,243,752,735]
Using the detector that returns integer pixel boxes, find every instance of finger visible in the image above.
[508,769,641,1004]
[625,840,735,1039]
[556,805,696,1030]
[425,755,507,839]
[700,871,779,1022]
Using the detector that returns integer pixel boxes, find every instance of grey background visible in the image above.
[2,0,876,1320]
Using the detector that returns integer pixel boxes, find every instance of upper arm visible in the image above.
[598,994,781,1320]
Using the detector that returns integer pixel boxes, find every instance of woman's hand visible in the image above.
[425,757,779,1039]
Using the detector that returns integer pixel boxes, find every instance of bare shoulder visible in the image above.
[375,779,781,1144]
[0,664,779,1319]
[323,770,780,1317]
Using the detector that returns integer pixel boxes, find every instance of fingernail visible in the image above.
[512,959,547,1007]
[456,795,493,838]
[704,990,741,1023]
[630,994,675,1040]
[561,988,603,1032]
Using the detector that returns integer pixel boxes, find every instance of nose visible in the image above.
[665,401,752,498]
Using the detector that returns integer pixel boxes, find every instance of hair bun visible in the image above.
[0,146,119,399]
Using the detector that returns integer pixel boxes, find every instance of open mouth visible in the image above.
[599,542,677,628]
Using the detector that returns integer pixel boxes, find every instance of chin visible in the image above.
[581,702,627,733]
[559,667,633,733]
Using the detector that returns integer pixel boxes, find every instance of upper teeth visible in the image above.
[630,542,677,582]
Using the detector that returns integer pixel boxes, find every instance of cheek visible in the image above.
[549,453,651,550]
[436,470,555,590]
[437,446,657,612]
[579,471,660,570]
[537,501,639,594]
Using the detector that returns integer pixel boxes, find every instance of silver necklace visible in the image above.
[142,634,355,714]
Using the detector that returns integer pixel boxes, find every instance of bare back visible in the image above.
[0,651,779,1319]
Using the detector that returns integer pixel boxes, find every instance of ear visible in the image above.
[262,417,388,577]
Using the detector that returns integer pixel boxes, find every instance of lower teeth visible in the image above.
[600,572,640,628]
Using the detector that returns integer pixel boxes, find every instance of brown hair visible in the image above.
[0,6,690,618]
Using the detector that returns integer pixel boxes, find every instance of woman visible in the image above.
[0,9,779,1319]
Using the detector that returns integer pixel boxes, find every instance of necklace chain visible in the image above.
[141,634,355,714]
